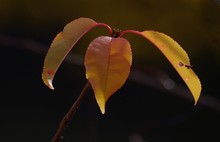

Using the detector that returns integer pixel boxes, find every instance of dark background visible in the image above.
[1,0,220,141]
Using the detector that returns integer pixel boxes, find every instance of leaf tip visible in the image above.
[193,97,199,106]
[42,77,55,90]
[47,79,55,90]
[189,76,202,106]
[95,94,106,114]
[42,69,55,90]
[194,97,200,106]
[194,85,202,106]
[97,99,106,114]
[100,107,105,114]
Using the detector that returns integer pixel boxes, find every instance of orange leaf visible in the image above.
[140,31,201,104]
[42,18,97,89]
[85,36,132,114]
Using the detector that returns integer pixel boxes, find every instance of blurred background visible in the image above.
[1,0,220,141]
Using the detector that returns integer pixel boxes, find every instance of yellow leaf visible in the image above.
[42,18,97,89]
[140,31,201,104]
[85,36,132,114]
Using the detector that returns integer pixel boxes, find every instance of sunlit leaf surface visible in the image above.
[85,36,132,113]
[140,31,201,104]
[42,18,97,89]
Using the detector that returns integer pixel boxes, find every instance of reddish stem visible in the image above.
[96,23,113,36]
[119,30,141,37]
[51,81,91,142]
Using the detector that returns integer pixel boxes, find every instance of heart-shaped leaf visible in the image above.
[85,36,132,114]
[42,18,97,89]
[139,31,201,104]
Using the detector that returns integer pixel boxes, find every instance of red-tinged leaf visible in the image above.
[42,18,97,89]
[85,36,132,114]
[139,31,201,104]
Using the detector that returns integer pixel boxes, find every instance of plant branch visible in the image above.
[51,81,91,142]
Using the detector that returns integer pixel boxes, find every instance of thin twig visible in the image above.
[51,81,91,142]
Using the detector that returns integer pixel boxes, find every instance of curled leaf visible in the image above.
[42,18,97,89]
[140,31,201,104]
[85,36,132,114]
